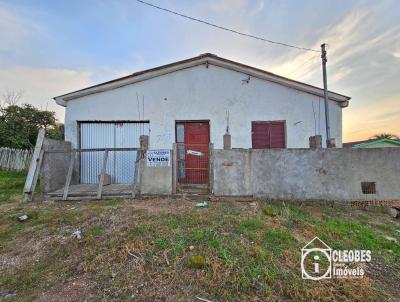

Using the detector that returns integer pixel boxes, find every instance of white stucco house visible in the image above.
[54,53,350,185]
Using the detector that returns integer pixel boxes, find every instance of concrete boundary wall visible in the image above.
[40,138,76,193]
[38,137,172,196]
[213,148,400,201]
[138,151,173,195]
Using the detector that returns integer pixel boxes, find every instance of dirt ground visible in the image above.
[1,196,400,301]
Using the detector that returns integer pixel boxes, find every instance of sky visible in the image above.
[0,0,399,142]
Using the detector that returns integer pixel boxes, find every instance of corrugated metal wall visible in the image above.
[80,122,150,184]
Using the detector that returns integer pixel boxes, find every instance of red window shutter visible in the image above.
[252,122,269,149]
[252,121,285,149]
[269,122,285,148]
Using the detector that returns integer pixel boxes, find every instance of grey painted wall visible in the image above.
[139,156,173,195]
[40,138,77,193]
[213,148,400,201]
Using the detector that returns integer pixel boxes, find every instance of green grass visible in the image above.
[0,170,25,203]
[87,225,103,237]
[317,217,400,262]
[0,173,399,301]
[263,228,296,255]
[99,198,125,207]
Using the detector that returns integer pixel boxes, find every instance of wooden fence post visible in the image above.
[29,150,44,202]
[62,149,77,201]
[23,129,45,201]
[97,149,109,199]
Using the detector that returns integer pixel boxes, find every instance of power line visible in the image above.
[135,0,320,53]
[290,56,321,79]
[286,55,320,77]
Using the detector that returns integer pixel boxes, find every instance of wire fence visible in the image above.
[0,147,33,172]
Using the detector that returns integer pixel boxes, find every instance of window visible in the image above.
[176,124,185,143]
[252,121,286,149]
[361,182,376,194]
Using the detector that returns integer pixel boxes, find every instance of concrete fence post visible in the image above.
[140,135,149,152]
[223,133,231,149]
[133,135,149,196]
[309,135,322,149]
[327,138,336,148]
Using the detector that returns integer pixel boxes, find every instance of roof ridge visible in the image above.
[54,53,351,106]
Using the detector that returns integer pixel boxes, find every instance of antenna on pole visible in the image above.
[225,109,230,134]
[223,109,231,149]
[321,43,332,148]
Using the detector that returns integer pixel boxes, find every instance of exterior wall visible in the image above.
[213,148,400,201]
[64,64,342,150]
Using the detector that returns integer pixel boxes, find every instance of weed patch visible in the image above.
[0,190,398,301]
[263,229,297,255]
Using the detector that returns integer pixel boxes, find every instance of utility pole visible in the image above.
[321,43,331,148]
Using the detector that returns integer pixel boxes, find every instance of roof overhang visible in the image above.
[54,54,351,108]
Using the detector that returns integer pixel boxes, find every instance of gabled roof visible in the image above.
[54,53,351,107]
[352,138,400,148]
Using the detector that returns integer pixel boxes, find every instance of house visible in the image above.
[54,53,350,185]
[344,138,400,148]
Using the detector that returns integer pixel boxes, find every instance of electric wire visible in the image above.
[294,60,321,79]
[286,55,320,77]
[135,0,320,53]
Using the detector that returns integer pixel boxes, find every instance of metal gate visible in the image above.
[176,143,210,184]
[175,121,210,185]
[80,122,149,184]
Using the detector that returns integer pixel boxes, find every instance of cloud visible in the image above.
[0,67,94,121]
[268,9,371,81]
[269,6,400,84]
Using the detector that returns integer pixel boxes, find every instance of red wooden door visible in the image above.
[176,122,210,184]
[252,121,285,149]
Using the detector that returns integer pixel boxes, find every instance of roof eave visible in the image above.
[54,97,67,107]
[54,54,351,107]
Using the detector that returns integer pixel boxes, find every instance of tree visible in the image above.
[0,104,59,149]
[46,123,64,140]
[371,133,399,140]
[1,89,23,108]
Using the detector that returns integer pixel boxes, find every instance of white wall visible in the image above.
[64,64,343,149]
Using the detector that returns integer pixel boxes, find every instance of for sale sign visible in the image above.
[146,150,171,167]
